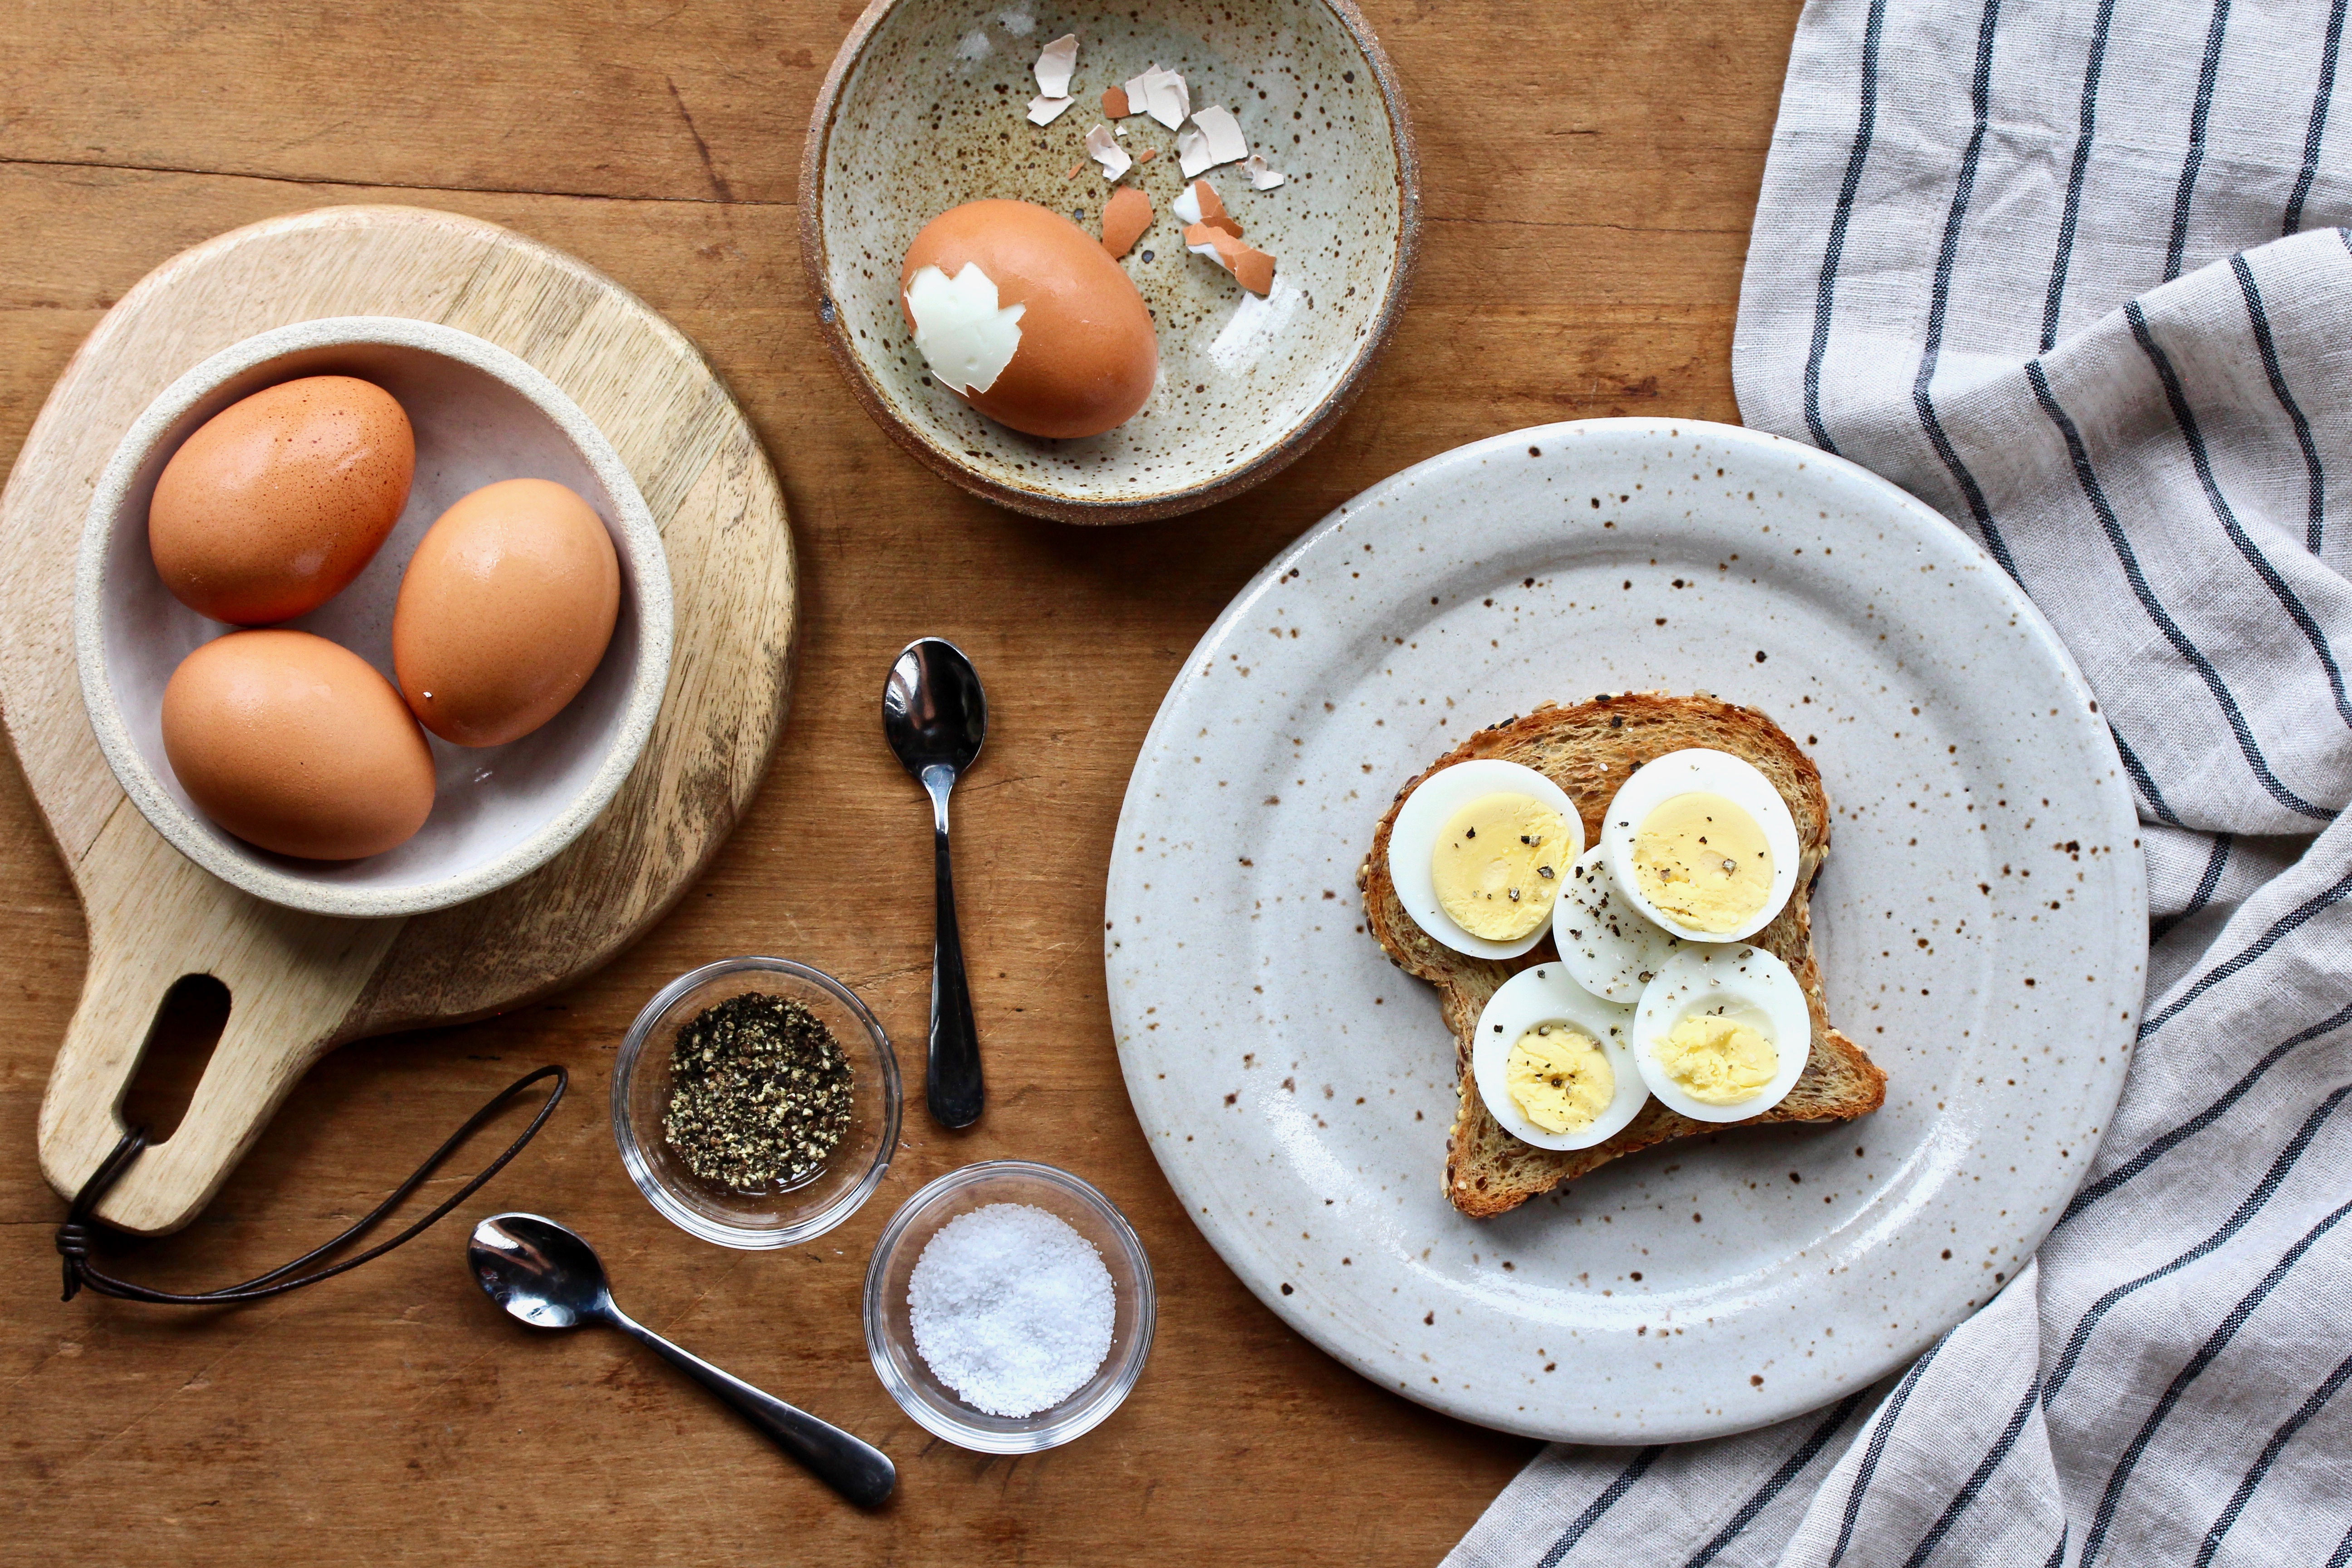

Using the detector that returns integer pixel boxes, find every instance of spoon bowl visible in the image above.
[470,1211,611,1328]
[884,637,987,779]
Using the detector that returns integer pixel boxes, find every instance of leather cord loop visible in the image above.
[56,1063,568,1305]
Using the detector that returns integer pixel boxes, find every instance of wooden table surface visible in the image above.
[0,2,1802,1560]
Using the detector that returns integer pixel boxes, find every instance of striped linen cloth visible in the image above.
[1447,0,2352,1563]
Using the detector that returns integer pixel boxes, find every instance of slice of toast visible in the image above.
[1356,693,1887,1218]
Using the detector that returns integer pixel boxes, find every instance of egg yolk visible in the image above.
[1654,1013,1777,1105]
[1506,1023,1613,1133]
[1431,793,1568,940]
[1632,791,1774,933]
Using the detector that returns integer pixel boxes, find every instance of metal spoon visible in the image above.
[882,637,987,1129]
[467,1213,896,1507]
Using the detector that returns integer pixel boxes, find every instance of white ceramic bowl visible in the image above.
[803,0,1420,523]
[74,316,674,918]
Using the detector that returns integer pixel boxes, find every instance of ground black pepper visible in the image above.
[662,992,853,1191]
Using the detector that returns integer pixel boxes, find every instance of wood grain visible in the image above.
[0,0,1801,1562]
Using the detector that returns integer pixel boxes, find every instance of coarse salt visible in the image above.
[908,1202,1115,1418]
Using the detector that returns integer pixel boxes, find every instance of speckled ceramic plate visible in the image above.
[1106,418,2147,1443]
[802,0,1417,523]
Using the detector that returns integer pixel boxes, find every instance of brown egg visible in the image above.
[900,199,1158,439]
[148,375,414,626]
[392,478,621,748]
[162,629,436,860]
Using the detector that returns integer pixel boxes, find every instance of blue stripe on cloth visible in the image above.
[1898,1371,2046,1568]
[2045,1529,2070,1568]
[2183,830,2232,918]
[2192,1348,2352,1568]
[2080,1193,2352,1566]
[1828,1338,1948,1567]
[2230,256,2329,555]
[2138,861,2352,1041]
[1803,0,1891,453]
[2166,0,2234,282]
[2045,1083,2352,1401]
[2028,358,2337,823]
[1533,1446,1664,1568]
[2112,729,2185,827]
[2330,1519,2352,1568]
[1679,1394,1870,1568]
[2060,999,2352,1224]
[2285,0,2348,235]
[1913,0,2020,581]
[2153,831,2233,941]
[2043,0,2119,352]
[2127,299,2352,728]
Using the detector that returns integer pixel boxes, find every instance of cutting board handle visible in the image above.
[38,811,402,1237]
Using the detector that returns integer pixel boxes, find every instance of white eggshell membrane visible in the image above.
[1032,33,1078,98]
[903,263,1025,395]
[1553,845,1686,1003]
[1470,963,1646,1151]
[1177,104,1250,178]
[1631,945,1811,1123]
[1599,747,1800,943]
[1387,758,1585,960]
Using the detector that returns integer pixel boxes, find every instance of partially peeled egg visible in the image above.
[900,199,1158,439]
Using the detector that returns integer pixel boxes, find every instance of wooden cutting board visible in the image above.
[0,205,796,1236]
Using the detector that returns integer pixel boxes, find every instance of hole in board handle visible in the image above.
[122,974,231,1144]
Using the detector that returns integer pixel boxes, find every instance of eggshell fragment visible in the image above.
[1189,179,1241,235]
[1177,104,1249,178]
[393,479,621,748]
[1102,85,1130,118]
[1032,33,1078,97]
[1083,122,1131,180]
[1242,153,1287,190]
[901,200,1157,439]
[1185,223,1277,296]
[1124,64,1189,130]
[1027,95,1074,125]
[1100,185,1153,259]
[162,629,435,860]
[149,376,414,626]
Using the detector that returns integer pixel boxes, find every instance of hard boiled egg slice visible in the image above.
[1630,945,1811,1122]
[1553,845,1686,1003]
[1600,748,1800,943]
[1387,759,1584,959]
[1470,963,1647,1151]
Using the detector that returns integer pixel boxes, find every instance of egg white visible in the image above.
[1599,748,1801,944]
[1553,846,1686,1003]
[1629,945,1812,1122]
[1470,963,1647,1151]
[1387,759,1585,960]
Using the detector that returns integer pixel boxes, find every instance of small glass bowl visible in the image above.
[863,1161,1155,1453]
[612,957,900,1249]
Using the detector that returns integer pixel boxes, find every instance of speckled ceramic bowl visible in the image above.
[802,0,1419,523]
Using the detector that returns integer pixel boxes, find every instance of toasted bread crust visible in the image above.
[1357,693,1887,1218]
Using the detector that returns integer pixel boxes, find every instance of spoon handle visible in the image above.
[615,1315,896,1506]
[924,765,984,1127]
